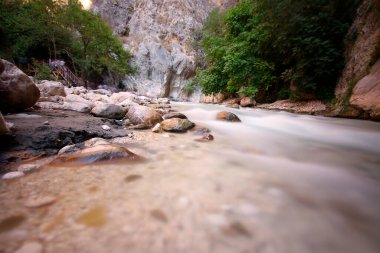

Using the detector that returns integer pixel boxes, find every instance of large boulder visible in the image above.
[91,103,126,119]
[350,60,380,119]
[0,59,40,112]
[126,105,162,127]
[65,94,95,109]
[240,97,256,107]
[36,80,66,97]
[161,118,195,133]
[216,111,241,122]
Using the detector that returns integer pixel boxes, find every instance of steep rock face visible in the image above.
[335,0,380,119]
[92,0,231,100]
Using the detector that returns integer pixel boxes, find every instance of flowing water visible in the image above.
[1,103,380,253]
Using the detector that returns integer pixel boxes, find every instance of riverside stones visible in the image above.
[91,103,126,119]
[216,111,241,122]
[0,59,40,112]
[126,105,162,127]
[161,118,195,132]
[162,112,187,120]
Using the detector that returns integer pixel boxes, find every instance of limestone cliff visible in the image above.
[335,0,380,119]
[92,0,232,101]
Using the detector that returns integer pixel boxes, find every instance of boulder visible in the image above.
[82,92,111,103]
[62,102,92,113]
[161,118,195,132]
[240,97,257,107]
[110,92,136,104]
[350,60,380,119]
[162,112,188,120]
[0,59,40,112]
[91,103,126,119]
[216,111,241,122]
[65,94,95,109]
[36,80,66,97]
[126,105,162,127]
[35,102,64,110]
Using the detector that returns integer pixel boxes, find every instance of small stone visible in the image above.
[102,125,111,131]
[18,164,38,172]
[2,171,25,180]
[195,133,214,142]
[216,111,241,122]
[14,241,43,253]
[151,123,162,133]
[43,121,49,125]
[24,195,57,208]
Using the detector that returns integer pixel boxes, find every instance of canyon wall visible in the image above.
[92,0,233,101]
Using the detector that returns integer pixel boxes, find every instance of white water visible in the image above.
[1,103,380,253]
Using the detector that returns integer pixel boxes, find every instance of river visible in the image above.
[0,103,379,253]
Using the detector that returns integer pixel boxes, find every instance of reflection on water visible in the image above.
[0,103,379,253]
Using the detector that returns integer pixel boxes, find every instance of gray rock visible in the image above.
[126,105,162,127]
[0,59,40,112]
[161,118,195,132]
[162,112,188,120]
[36,80,66,97]
[91,103,126,119]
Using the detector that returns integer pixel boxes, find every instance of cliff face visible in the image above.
[335,0,380,119]
[92,0,232,100]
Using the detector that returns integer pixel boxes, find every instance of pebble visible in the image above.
[43,121,49,125]
[18,164,38,172]
[24,195,57,208]
[2,171,25,180]
[101,125,111,131]
[14,241,43,253]
[151,123,162,133]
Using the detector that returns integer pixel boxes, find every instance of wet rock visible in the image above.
[91,103,126,119]
[0,215,26,233]
[57,144,142,165]
[101,125,111,131]
[0,112,10,134]
[191,125,211,135]
[161,118,195,132]
[151,123,162,133]
[162,112,187,120]
[2,171,25,179]
[36,80,66,97]
[195,133,214,142]
[240,97,256,107]
[125,174,143,183]
[0,59,40,112]
[18,164,38,172]
[126,105,162,127]
[24,195,57,208]
[84,137,110,148]
[58,144,81,156]
[216,111,241,122]
[14,241,43,253]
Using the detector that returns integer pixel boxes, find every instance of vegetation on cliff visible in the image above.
[192,0,361,101]
[0,0,134,84]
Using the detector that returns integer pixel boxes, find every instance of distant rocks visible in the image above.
[216,111,241,122]
[0,59,40,112]
[257,100,328,115]
[161,118,195,132]
[240,97,256,107]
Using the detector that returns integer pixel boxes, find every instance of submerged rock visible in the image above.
[126,105,162,127]
[216,111,241,122]
[0,59,40,112]
[56,144,142,165]
[161,118,195,132]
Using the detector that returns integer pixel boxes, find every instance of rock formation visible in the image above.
[91,0,232,101]
[335,0,380,119]
[0,59,40,112]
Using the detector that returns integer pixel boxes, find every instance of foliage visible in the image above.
[194,0,361,100]
[32,61,55,81]
[0,0,134,85]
